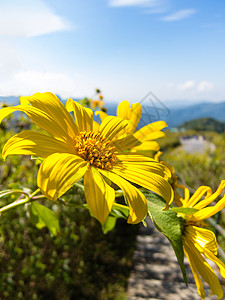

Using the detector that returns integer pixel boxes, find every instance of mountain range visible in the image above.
[1,96,225,129]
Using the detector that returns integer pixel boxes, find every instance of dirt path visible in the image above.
[127,217,220,300]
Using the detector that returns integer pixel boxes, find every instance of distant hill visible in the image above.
[163,101,225,128]
[179,117,225,133]
[2,96,225,129]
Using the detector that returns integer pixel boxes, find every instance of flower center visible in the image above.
[74,131,117,170]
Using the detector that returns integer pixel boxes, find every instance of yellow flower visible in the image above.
[0,92,173,224]
[91,99,105,110]
[96,100,167,154]
[179,181,225,299]
[154,152,186,206]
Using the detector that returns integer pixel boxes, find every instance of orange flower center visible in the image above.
[74,131,117,170]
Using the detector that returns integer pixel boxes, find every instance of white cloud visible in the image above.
[161,9,196,21]
[178,80,195,91]
[0,0,71,37]
[167,80,214,95]
[0,71,76,98]
[109,0,164,7]
[0,70,99,99]
[197,81,214,92]
[0,45,22,79]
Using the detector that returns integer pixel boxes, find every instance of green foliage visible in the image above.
[171,207,199,215]
[0,200,138,299]
[0,125,138,299]
[29,202,60,236]
[102,203,129,234]
[179,117,225,133]
[158,130,181,150]
[145,192,187,285]
[163,132,225,190]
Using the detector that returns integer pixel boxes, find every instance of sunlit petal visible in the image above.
[183,245,206,299]
[194,180,225,210]
[93,120,100,132]
[117,101,142,134]
[184,235,224,300]
[22,92,79,138]
[2,130,74,160]
[95,111,108,121]
[99,116,129,141]
[84,167,115,224]
[192,196,225,221]
[99,169,147,224]
[37,153,87,201]
[112,161,173,207]
[116,100,130,119]
[130,141,160,153]
[0,105,74,142]
[186,226,218,254]
[110,134,142,152]
[204,248,225,279]
[133,121,167,141]
[185,185,212,208]
[66,98,93,132]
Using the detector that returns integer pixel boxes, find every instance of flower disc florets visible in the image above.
[74,131,117,170]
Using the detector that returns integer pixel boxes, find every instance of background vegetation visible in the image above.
[1,111,225,299]
[0,116,138,300]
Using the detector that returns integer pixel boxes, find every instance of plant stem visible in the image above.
[0,188,41,214]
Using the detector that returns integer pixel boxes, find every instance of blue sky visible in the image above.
[0,0,225,105]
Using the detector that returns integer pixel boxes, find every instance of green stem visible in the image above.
[113,202,129,211]
[73,182,85,191]
[0,188,41,214]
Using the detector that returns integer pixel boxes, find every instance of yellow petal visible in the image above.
[194,180,225,210]
[22,92,79,138]
[117,101,142,134]
[99,169,147,224]
[66,98,93,132]
[192,195,225,221]
[183,244,206,299]
[0,105,74,142]
[185,186,212,208]
[37,153,87,201]
[133,121,167,141]
[130,141,160,153]
[186,226,218,255]
[20,96,29,105]
[112,160,173,208]
[110,134,142,152]
[116,100,130,119]
[93,120,100,132]
[116,153,172,179]
[184,235,224,300]
[204,247,225,279]
[99,116,129,141]
[0,106,17,123]
[95,111,108,121]
[84,167,115,224]
[2,130,74,160]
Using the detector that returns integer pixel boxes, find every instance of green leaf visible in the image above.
[102,216,117,234]
[101,203,130,233]
[110,203,129,219]
[145,192,188,286]
[171,207,199,215]
[29,202,60,236]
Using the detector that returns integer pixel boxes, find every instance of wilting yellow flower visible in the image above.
[96,100,167,154]
[154,152,186,206]
[179,181,225,299]
[0,92,173,224]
